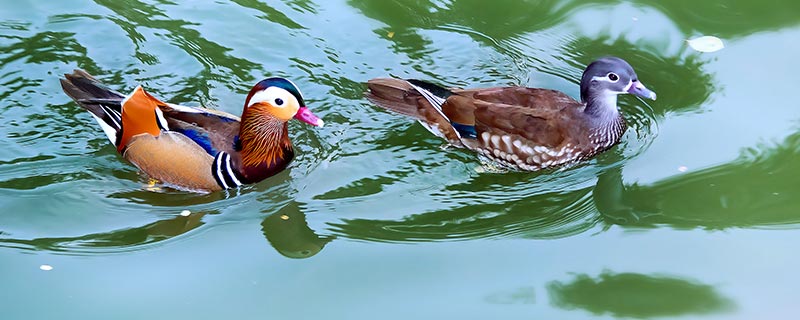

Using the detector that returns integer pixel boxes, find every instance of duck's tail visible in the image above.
[366,78,469,143]
[60,70,126,145]
[365,78,453,119]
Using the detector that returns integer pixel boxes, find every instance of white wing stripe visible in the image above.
[154,107,170,130]
[408,83,447,117]
[88,112,118,146]
[100,105,121,130]
[408,82,461,140]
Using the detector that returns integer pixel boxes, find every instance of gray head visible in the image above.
[579,57,656,105]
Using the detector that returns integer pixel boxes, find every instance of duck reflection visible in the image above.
[328,187,597,242]
[595,132,800,229]
[108,187,232,206]
[330,129,800,241]
[0,201,334,259]
[547,271,734,318]
[0,211,209,253]
[261,201,335,259]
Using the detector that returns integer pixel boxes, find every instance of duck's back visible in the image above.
[158,104,242,156]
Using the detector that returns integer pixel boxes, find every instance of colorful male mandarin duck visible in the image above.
[366,57,656,170]
[60,70,323,193]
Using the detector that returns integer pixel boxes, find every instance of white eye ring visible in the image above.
[607,72,619,82]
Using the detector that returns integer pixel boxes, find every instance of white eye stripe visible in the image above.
[591,75,624,84]
[590,76,634,95]
[247,87,296,108]
[591,75,614,83]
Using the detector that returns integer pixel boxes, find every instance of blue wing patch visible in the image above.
[233,135,242,151]
[175,128,217,155]
[451,122,477,139]
[215,115,238,123]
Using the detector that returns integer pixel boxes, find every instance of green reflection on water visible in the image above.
[327,128,800,242]
[548,271,735,318]
[261,201,335,259]
[0,211,209,253]
[351,0,800,40]
[634,0,800,38]
[597,132,800,229]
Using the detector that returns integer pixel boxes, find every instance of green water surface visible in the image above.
[1,0,799,319]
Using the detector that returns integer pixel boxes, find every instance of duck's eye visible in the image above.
[607,73,619,82]
[274,98,284,106]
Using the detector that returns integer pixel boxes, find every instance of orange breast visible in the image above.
[122,132,219,192]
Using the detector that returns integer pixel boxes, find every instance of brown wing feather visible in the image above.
[459,87,579,112]
[366,78,462,143]
[365,78,425,119]
[452,87,581,147]
[466,87,583,144]
[463,87,597,170]
[472,102,567,147]
[441,95,477,126]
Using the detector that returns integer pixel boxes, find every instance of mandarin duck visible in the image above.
[60,70,323,193]
[366,57,656,170]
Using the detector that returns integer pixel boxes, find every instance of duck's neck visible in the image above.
[584,91,619,119]
[584,92,626,147]
[236,107,294,181]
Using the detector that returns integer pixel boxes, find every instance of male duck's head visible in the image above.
[580,57,657,107]
[244,77,324,127]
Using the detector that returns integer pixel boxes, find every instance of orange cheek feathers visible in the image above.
[249,102,299,122]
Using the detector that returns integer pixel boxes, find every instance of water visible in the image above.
[1,0,799,319]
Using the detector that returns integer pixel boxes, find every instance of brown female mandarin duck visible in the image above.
[366,57,656,170]
[60,70,323,193]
